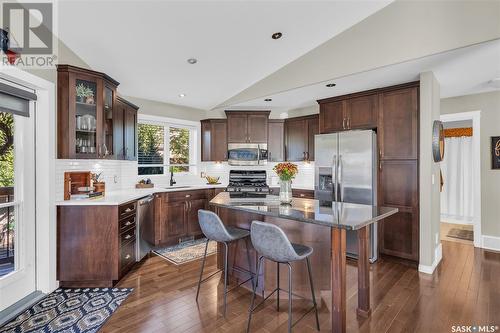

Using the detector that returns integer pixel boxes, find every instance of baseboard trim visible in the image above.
[418,243,443,275]
[482,235,500,252]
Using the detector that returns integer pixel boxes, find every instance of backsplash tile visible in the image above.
[55,159,138,201]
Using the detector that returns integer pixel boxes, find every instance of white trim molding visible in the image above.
[418,242,443,275]
[440,110,481,248]
[482,235,500,252]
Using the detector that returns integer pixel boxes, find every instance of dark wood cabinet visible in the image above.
[268,119,285,162]
[57,200,137,287]
[318,93,377,133]
[187,199,207,236]
[285,114,318,161]
[201,119,227,161]
[57,65,138,160]
[155,190,208,245]
[346,94,378,130]
[163,201,187,240]
[379,87,419,160]
[319,100,345,133]
[226,111,270,143]
[317,82,420,262]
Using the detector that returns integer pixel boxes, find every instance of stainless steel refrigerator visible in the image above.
[314,130,378,262]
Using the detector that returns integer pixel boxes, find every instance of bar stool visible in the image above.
[196,209,255,316]
[247,221,320,333]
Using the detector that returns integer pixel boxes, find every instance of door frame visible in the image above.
[440,110,481,248]
[0,65,57,294]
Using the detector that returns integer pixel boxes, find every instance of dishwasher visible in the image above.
[136,194,154,261]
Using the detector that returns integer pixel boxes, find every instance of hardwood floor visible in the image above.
[101,241,500,333]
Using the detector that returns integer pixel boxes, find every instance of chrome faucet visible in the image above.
[170,169,176,187]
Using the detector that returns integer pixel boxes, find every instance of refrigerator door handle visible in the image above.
[338,154,343,202]
[333,154,337,202]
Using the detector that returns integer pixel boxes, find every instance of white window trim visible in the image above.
[137,114,200,176]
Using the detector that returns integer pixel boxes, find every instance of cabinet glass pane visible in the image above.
[75,79,97,154]
[104,86,113,156]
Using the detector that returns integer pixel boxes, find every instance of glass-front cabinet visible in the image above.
[57,65,120,159]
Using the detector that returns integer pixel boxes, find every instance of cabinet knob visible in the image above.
[300,194,305,197]
[185,194,191,198]
[125,254,131,260]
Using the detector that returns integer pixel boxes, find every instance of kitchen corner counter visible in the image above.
[209,192,398,230]
[56,184,227,206]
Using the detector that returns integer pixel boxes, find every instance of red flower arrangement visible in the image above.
[273,162,298,181]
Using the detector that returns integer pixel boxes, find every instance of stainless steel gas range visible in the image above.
[225,170,270,198]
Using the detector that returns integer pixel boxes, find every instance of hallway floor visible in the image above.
[441,222,474,245]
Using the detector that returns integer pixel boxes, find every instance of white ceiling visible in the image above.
[57,1,393,110]
[231,38,500,110]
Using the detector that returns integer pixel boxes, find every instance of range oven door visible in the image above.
[228,143,260,165]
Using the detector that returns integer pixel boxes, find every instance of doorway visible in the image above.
[440,111,481,247]
[0,80,37,311]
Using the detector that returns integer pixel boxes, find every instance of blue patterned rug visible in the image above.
[0,288,132,333]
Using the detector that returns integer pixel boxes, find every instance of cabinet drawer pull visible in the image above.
[124,234,132,240]
[185,194,191,198]
[300,194,305,197]
[125,254,131,260]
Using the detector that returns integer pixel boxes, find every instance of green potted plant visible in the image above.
[75,84,95,104]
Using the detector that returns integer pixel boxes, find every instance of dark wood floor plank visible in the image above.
[99,241,500,333]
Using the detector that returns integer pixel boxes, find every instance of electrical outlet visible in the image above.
[435,232,439,245]
[431,174,435,185]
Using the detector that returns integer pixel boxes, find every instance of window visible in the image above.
[138,122,195,175]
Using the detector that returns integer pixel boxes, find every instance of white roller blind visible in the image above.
[0,82,37,117]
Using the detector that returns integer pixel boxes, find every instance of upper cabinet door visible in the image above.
[306,115,319,161]
[346,94,378,130]
[268,120,284,162]
[247,113,268,143]
[212,120,228,161]
[285,118,307,162]
[113,99,125,159]
[124,105,137,160]
[379,87,418,160]
[319,100,345,133]
[227,113,248,143]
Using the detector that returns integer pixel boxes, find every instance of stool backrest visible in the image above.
[250,221,297,263]
[198,209,233,242]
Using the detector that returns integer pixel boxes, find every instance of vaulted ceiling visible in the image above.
[56,0,393,110]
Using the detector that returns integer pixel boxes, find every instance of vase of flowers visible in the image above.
[273,162,298,204]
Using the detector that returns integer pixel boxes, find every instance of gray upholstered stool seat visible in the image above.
[291,243,313,259]
[225,226,251,241]
[196,210,255,316]
[247,221,320,333]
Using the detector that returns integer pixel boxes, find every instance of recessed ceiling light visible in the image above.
[326,83,336,87]
[187,58,197,64]
[271,32,282,40]
[264,98,272,102]
[179,93,186,98]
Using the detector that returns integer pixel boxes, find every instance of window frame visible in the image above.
[137,114,199,176]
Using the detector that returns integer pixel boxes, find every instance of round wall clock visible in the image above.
[432,120,445,162]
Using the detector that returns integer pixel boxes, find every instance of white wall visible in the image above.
[126,96,207,121]
[419,72,442,273]
[220,0,500,107]
[441,91,500,244]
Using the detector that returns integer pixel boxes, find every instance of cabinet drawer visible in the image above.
[292,189,314,199]
[120,240,136,272]
[119,201,137,218]
[120,226,136,245]
[167,190,207,202]
[119,214,136,232]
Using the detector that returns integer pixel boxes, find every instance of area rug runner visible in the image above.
[447,228,474,241]
[154,238,217,265]
[0,288,132,333]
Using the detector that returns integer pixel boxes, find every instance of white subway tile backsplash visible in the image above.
[55,159,138,201]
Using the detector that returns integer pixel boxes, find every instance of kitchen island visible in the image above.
[209,192,398,333]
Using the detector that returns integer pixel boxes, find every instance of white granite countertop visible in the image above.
[56,184,227,206]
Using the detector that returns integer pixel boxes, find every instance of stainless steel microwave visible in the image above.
[227,143,268,166]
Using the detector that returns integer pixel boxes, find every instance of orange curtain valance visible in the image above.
[444,127,473,138]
